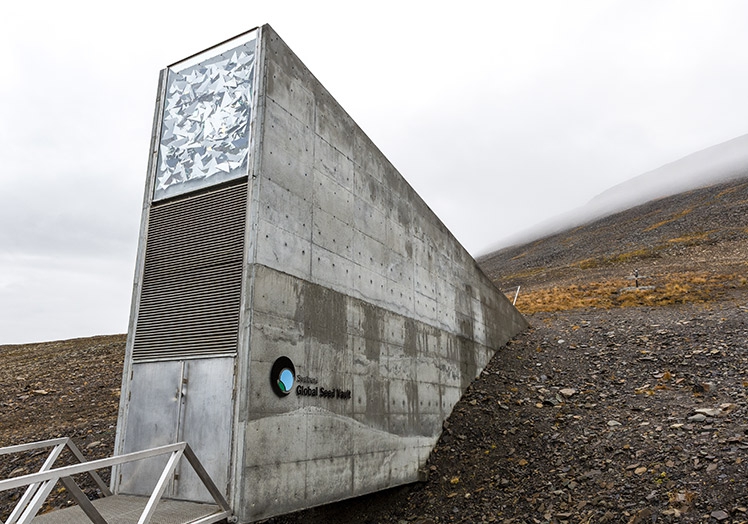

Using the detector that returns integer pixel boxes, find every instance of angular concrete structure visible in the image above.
[114,25,527,522]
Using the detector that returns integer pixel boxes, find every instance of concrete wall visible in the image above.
[232,25,528,522]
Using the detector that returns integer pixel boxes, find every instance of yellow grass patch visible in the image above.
[643,208,693,232]
[571,248,659,271]
[667,232,711,244]
[514,272,742,314]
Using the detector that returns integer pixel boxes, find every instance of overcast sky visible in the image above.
[2,0,748,344]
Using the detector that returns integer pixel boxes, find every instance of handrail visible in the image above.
[0,438,70,456]
[0,437,111,524]
[0,441,232,524]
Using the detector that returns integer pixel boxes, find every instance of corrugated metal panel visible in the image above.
[132,182,247,362]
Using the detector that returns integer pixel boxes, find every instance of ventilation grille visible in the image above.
[132,182,248,362]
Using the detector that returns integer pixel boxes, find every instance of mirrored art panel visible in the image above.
[154,32,257,201]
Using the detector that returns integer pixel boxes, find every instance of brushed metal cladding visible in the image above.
[172,357,235,500]
[132,182,247,362]
[118,361,181,496]
[119,359,234,502]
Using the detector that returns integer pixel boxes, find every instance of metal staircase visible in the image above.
[0,439,233,524]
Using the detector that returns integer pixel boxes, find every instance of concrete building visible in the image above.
[114,24,528,522]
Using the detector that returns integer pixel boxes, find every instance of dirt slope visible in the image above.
[0,335,124,514]
[481,178,748,286]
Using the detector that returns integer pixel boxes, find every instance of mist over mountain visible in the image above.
[488,133,748,253]
[590,133,748,211]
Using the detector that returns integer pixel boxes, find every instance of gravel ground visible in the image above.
[0,335,124,515]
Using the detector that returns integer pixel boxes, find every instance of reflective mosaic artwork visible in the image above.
[155,38,257,200]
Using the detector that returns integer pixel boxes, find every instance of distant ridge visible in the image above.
[479,173,748,296]
[489,133,748,252]
[590,132,748,214]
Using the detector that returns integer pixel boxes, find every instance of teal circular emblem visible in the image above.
[270,357,295,397]
[278,368,294,393]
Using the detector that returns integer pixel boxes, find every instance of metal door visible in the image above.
[118,183,247,501]
[118,358,234,502]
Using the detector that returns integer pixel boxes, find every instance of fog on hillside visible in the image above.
[482,133,748,256]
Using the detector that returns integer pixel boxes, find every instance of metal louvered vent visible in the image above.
[132,182,248,362]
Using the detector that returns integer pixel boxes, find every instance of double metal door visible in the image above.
[118,358,234,502]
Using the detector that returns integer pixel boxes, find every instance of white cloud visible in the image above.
[0,254,133,344]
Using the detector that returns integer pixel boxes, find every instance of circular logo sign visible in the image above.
[270,356,295,397]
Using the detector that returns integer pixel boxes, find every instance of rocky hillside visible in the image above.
[0,335,124,514]
[1,176,747,523]
[480,176,748,314]
[493,135,748,251]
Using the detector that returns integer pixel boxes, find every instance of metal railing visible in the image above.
[0,439,232,524]
[0,438,111,524]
